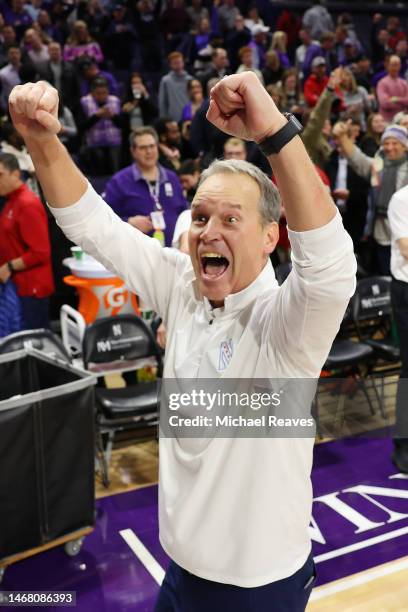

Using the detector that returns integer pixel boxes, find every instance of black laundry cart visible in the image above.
[0,348,96,583]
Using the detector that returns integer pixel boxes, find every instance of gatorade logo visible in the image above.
[103,286,129,316]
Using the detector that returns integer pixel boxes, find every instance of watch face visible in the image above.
[290,114,303,131]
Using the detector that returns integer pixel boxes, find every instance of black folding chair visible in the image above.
[352,276,400,364]
[82,314,162,487]
[314,293,383,436]
[352,276,400,413]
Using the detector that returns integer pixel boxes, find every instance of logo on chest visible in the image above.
[218,339,234,371]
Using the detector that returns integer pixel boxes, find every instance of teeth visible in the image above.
[202,253,224,258]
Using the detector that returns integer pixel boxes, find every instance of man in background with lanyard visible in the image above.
[104,125,188,246]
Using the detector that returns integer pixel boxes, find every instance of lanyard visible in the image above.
[147,180,163,211]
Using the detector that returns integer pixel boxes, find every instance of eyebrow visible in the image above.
[191,202,243,210]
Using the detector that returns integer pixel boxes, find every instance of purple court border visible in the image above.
[1,437,408,611]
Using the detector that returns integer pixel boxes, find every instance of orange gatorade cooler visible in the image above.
[63,254,140,324]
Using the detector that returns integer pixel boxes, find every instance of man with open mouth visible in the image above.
[9,71,356,611]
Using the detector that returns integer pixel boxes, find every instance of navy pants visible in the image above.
[20,296,50,330]
[154,553,316,612]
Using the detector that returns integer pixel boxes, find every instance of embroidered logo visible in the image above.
[218,339,233,371]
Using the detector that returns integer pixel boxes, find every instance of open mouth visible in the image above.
[200,252,230,279]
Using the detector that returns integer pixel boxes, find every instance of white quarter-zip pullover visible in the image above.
[388,185,408,283]
[50,184,356,587]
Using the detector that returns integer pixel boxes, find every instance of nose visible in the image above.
[200,217,223,243]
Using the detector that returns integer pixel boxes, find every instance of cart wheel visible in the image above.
[64,538,83,557]
[0,567,5,584]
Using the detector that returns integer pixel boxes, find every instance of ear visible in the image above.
[263,221,279,256]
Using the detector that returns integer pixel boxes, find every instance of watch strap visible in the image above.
[258,113,303,156]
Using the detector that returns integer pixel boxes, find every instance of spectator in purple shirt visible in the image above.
[270,31,291,70]
[36,9,64,44]
[79,77,122,176]
[63,19,104,64]
[304,31,337,78]
[77,56,119,97]
[181,78,204,122]
[4,0,32,40]
[249,24,270,70]
[104,126,188,247]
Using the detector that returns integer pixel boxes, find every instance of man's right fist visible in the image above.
[9,81,61,143]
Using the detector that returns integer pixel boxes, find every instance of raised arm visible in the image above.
[9,81,87,207]
[208,72,356,375]
[332,120,373,181]
[301,88,334,155]
[302,68,343,160]
[8,81,185,320]
[207,71,336,231]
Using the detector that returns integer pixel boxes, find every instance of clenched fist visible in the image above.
[9,81,61,144]
[332,120,352,140]
[206,71,286,143]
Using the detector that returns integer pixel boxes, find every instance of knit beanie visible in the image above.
[381,124,408,149]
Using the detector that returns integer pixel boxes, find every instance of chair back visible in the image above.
[0,328,71,362]
[352,276,393,339]
[82,314,162,373]
[60,304,87,358]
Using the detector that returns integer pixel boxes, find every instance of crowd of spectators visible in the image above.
[0,0,408,329]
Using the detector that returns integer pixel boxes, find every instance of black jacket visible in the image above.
[325,150,369,245]
[37,61,80,113]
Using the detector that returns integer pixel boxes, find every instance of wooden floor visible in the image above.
[95,438,159,499]
[309,557,408,611]
[95,373,407,610]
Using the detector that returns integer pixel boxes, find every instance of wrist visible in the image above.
[254,114,288,144]
[257,113,303,156]
[25,135,61,158]
[7,261,14,274]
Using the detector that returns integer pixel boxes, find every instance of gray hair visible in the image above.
[129,125,159,147]
[198,159,281,225]
[394,111,408,127]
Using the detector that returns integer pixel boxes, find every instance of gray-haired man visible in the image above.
[9,72,355,610]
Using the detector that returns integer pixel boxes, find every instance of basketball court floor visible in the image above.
[2,428,408,611]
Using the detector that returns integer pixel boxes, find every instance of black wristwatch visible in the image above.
[258,113,303,156]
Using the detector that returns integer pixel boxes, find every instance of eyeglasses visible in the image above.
[133,144,157,151]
